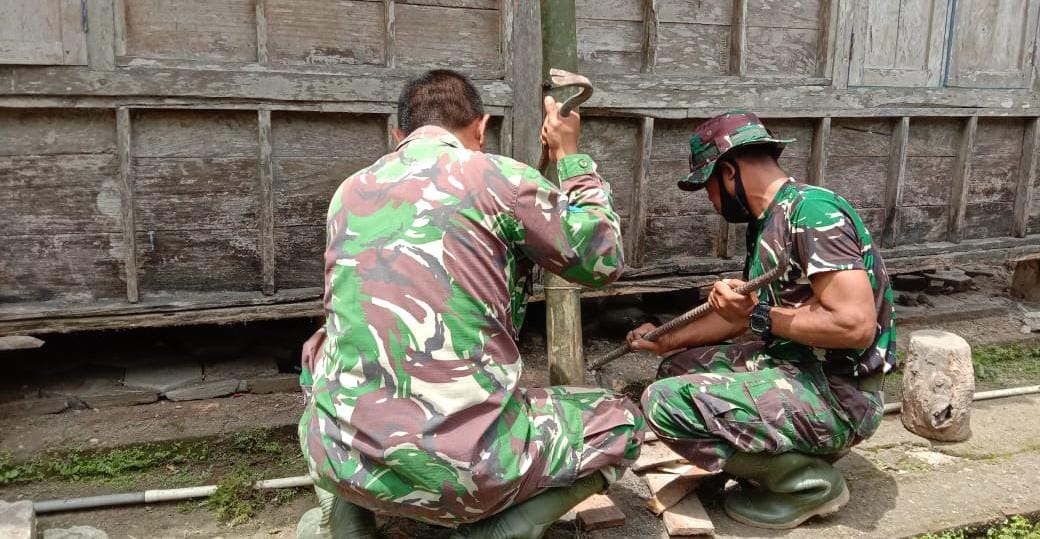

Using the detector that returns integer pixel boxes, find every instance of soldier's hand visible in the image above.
[627,322,668,356]
[540,96,580,162]
[709,278,757,325]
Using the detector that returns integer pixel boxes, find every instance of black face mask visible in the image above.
[717,163,754,223]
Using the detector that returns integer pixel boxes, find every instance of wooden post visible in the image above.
[384,0,396,68]
[948,116,977,244]
[116,107,139,303]
[883,116,910,248]
[1012,117,1040,237]
[729,0,748,77]
[86,0,116,70]
[258,109,276,296]
[255,0,269,64]
[641,0,659,73]
[628,116,653,266]
[808,117,830,186]
[511,0,542,165]
[540,0,585,385]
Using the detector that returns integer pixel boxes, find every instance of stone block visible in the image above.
[1023,311,1040,332]
[43,525,110,539]
[1011,259,1040,302]
[123,363,203,393]
[80,390,159,409]
[901,330,974,442]
[0,500,35,539]
[204,356,279,382]
[929,269,974,292]
[0,396,68,417]
[164,379,240,402]
[246,374,300,394]
[0,336,44,351]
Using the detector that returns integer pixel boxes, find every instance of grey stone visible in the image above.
[164,379,240,402]
[929,269,974,292]
[0,396,68,417]
[901,330,974,442]
[246,374,300,394]
[1023,311,1040,332]
[0,336,44,351]
[0,500,35,539]
[892,274,929,292]
[204,355,279,382]
[43,525,109,539]
[123,363,203,393]
[80,389,159,409]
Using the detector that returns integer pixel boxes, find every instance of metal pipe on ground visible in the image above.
[883,384,1040,414]
[33,475,314,514]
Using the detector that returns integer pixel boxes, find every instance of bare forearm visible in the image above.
[658,311,746,353]
[770,303,874,350]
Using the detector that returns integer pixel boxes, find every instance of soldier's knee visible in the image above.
[640,379,678,432]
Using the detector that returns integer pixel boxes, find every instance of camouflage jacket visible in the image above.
[745,180,897,376]
[300,126,623,520]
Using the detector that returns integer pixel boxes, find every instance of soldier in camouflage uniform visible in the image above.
[296,70,645,539]
[628,111,896,529]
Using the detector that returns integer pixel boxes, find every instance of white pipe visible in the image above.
[34,475,314,514]
[883,384,1040,414]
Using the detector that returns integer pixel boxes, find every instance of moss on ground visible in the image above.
[916,515,1040,539]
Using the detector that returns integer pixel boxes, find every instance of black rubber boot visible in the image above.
[296,486,380,539]
[449,473,608,539]
[721,452,849,529]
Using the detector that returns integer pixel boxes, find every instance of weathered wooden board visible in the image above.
[132,158,259,230]
[123,0,258,62]
[395,3,501,71]
[0,234,127,304]
[575,0,643,21]
[577,18,645,75]
[131,110,258,158]
[0,155,121,235]
[645,215,719,261]
[274,225,325,289]
[657,1,732,25]
[747,0,821,28]
[0,0,87,65]
[265,0,386,66]
[947,0,1040,89]
[961,118,1025,239]
[582,117,640,217]
[849,0,950,87]
[0,108,116,156]
[655,22,731,75]
[746,26,818,77]
[135,229,262,293]
[825,119,892,212]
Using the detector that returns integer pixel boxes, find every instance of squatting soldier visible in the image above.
[297,69,645,538]
[628,111,896,529]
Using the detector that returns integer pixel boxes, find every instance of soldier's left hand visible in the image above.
[709,279,757,325]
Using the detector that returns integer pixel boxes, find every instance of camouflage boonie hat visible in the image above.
[679,110,795,191]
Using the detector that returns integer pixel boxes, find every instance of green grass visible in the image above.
[917,515,1040,539]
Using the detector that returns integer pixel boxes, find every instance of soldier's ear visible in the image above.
[392,128,407,145]
[476,114,491,151]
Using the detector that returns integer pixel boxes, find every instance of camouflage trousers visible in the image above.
[640,341,884,472]
[300,385,645,526]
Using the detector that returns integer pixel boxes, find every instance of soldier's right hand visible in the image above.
[540,96,580,162]
[627,322,668,356]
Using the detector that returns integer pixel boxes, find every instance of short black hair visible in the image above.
[397,69,485,135]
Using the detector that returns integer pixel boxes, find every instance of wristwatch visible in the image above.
[749,302,773,341]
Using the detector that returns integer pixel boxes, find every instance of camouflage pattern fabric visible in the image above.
[643,177,895,471]
[745,180,897,377]
[298,125,645,526]
[641,341,884,472]
[678,110,794,191]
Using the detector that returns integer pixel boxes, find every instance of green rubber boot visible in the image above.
[449,472,608,539]
[296,486,380,539]
[721,452,850,529]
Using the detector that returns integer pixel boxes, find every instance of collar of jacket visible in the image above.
[395,125,464,151]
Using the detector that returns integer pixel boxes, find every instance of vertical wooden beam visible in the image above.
[714,219,730,259]
[86,0,116,70]
[948,116,977,244]
[500,0,514,81]
[258,109,276,296]
[386,113,399,153]
[641,0,659,73]
[500,110,514,158]
[512,0,542,165]
[831,0,854,88]
[540,0,584,385]
[255,0,269,64]
[112,0,127,57]
[628,116,653,266]
[882,117,910,248]
[116,108,139,303]
[729,0,748,77]
[384,0,396,68]
[808,117,830,186]
[815,0,838,79]
[1013,117,1040,237]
